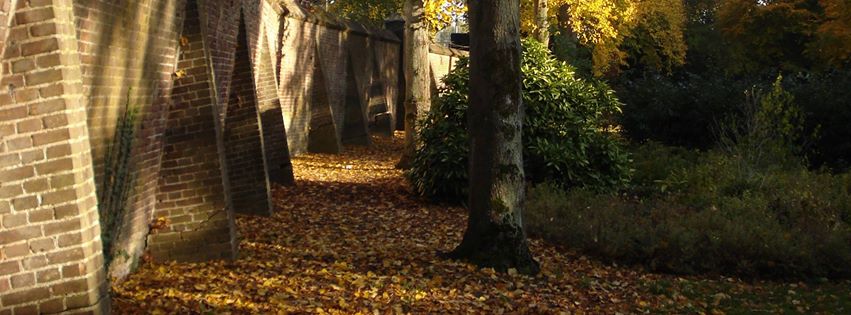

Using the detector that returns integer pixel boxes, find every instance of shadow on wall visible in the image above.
[73,0,186,280]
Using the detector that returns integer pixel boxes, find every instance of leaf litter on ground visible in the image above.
[113,133,851,314]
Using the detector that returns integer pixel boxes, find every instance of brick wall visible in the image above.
[222,17,272,216]
[274,0,403,155]
[149,0,237,263]
[72,0,185,280]
[242,0,293,185]
[1,0,108,313]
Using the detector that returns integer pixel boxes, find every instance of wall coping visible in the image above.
[429,44,469,57]
[269,0,400,43]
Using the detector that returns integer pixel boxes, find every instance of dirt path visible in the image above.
[112,134,849,314]
[114,134,657,314]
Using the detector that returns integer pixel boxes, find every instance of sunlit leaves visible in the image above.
[313,0,465,33]
[424,0,466,33]
[520,0,687,76]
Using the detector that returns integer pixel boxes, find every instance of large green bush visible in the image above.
[408,40,631,203]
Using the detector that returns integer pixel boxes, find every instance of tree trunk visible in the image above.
[444,0,539,275]
[534,0,549,47]
[396,0,431,169]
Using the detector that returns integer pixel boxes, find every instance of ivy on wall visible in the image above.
[98,93,140,264]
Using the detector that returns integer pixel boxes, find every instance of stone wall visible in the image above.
[0,0,457,312]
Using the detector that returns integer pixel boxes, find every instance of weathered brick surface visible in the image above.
[149,0,237,262]
[72,0,185,279]
[0,0,107,313]
[243,0,294,185]
[222,18,273,216]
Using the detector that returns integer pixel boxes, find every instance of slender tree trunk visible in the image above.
[397,0,431,169]
[444,0,539,275]
[534,0,549,47]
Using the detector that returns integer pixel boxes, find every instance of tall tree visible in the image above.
[534,0,550,46]
[445,0,539,275]
[397,0,432,169]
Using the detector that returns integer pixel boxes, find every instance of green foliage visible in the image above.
[408,40,631,203]
[98,95,139,264]
[716,75,811,169]
[616,72,746,148]
[522,41,632,190]
[524,145,851,279]
[786,70,851,171]
[407,57,470,202]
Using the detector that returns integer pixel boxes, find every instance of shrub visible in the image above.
[524,146,851,279]
[408,40,631,203]
[616,72,745,148]
[716,75,811,169]
[617,69,851,172]
[786,70,851,171]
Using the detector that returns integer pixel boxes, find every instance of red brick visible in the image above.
[0,106,28,120]
[28,208,54,223]
[65,291,99,310]
[16,118,42,133]
[0,286,50,306]
[22,178,49,193]
[25,69,62,86]
[21,38,60,56]
[39,298,65,313]
[20,149,44,164]
[0,226,42,244]
[0,185,23,199]
[28,237,55,252]
[28,98,66,115]
[11,196,38,211]
[57,232,82,248]
[6,137,33,151]
[0,153,20,168]
[0,261,20,276]
[2,243,29,258]
[30,23,57,37]
[11,59,35,73]
[42,188,77,206]
[21,255,47,270]
[43,218,81,236]
[10,273,34,288]
[61,264,83,278]
[1,213,27,228]
[0,201,10,215]
[53,204,80,219]
[12,305,38,315]
[31,128,70,146]
[39,83,65,98]
[46,143,71,159]
[48,174,76,189]
[15,8,54,24]
[0,278,9,293]
[35,157,73,175]
[36,268,60,284]
[0,124,14,137]
[42,114,68,128]
[51,277,89,295]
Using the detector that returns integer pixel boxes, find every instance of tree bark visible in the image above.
[534,0,549,47]
[396,0,431,169]
[444,0,540,275]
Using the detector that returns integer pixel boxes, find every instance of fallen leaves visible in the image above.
[112,133,851,314]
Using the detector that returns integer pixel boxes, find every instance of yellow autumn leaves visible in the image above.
[520,0,687,76]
